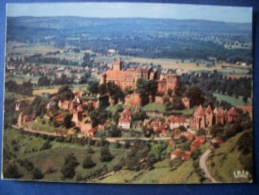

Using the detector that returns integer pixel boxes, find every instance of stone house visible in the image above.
[118,107,132,129]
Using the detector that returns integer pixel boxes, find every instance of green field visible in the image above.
[213,93,252,106]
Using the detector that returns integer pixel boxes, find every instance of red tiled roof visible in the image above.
[213,107,225,116]
[205,105,212,113]
[172,148,181,156]
[194,105,204,117]
[227,107,239,117]
[167,115,186,123]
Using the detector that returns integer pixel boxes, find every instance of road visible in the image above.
[199,148,218,183]
[12,125,171,143]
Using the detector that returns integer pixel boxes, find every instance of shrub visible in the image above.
[61,153,79,179]
[87,146,94,154]
[124,141,131,149]
[83,155,96,169]
[100,146,113,162]
[18,159,34,172]
[40,141,52,150]
[4,161,23,179]
[33,168,44,179]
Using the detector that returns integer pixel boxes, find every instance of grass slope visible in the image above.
[98,159,200,184]
[2,128,130,182]
[207,130,251,183]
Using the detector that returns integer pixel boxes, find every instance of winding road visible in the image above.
[199,148,218,183]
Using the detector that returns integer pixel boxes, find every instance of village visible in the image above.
[12,57,245,164]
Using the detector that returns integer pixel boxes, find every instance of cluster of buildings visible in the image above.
[100,59,179,95]
[192,105,240,130]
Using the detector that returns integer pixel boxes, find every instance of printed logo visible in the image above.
[233,170,249,179]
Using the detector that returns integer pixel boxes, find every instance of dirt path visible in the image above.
[199,148,218,183]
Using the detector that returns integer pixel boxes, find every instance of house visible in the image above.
[125,93,142,108]
[118,107,132,129]
[167,115,188,130]
[107,49,117,56]
[170,148,181,160]
[46,101,57,110]
[170,149,191,161]
[150,118,166,134]
[182,97,190,109]
[225,107,239,123]
[213,107,225,125]
[58,100,71,110]
[190,137,206,151]
[181,151,191,160]
[205,105,213,127]
[193,105,205,130]
[72,110,83,124]
[77,122,92,134]
[23,114,35,123]
[236,105,252,119]
[180,132,194,141]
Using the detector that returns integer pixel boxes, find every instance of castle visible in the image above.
[100,59,179,94]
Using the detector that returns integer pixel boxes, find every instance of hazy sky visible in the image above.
[7,3,252,23]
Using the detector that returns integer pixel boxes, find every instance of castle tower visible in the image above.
[166,74,179,91]
[193,105,205,130]
[205,105,213,127]
[100,73,107,85]
[112,59,122,71]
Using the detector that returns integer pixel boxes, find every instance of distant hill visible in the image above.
[6,16,252,63]
[7,16,251,33]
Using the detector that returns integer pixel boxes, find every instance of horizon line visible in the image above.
[7,16,252,24]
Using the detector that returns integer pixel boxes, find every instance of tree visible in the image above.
[63,114,72,129]
[100,146,113,162]
[5,80,18,92]
[81,52,92,67]
[90,109,109,127]
[124,86,133,95]
[148,80,158,97]
[98,84,107,95]
[87,146,95,154]
[186,85,205,107]
[38,76,51,86]
[132,109,147,121]
[58,85,74,101]
[191,148,201,160]
[83,155,96,169]
[136,78,149,92]
[88,81,99,95]
[172,96,184,110]
[21,80,33,96]
[61,153,79,179]
[242,95,248,103]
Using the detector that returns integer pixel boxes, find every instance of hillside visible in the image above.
[207,129,253,183]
